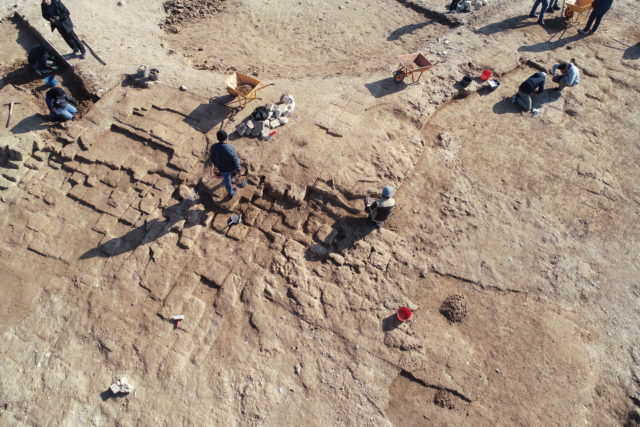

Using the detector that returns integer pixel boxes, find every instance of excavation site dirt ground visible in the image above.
[0,0,639,425]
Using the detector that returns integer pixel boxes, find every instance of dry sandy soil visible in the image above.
[1,0,640,425]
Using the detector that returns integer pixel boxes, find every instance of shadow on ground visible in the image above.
[365,77,407,98]
[518,30,584,52]
[305,214,377,260]
[388,20,433,41]
[382,313,402,332]
[80,200,204,259]
[475,14,536,35]
[184,95,238,134]
[10,113,48,134]
[623,42,640,60]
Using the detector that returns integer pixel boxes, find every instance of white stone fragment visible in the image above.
[270,119,281,128]
[279,117,289,125]
[280,94,295,105]
[246,120,254,129]
[236,123,247,136]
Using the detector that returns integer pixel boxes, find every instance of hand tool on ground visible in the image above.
[4,101,22,128]
[611,37,632,48]
[81,39,107,65]
[170,314,184,329]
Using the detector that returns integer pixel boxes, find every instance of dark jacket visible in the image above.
[41,0,73,33]
[592,0,612,13]
[519,72,546,94]
[366,197,396,222]
[45,87,70,112]
[28,45,51,71]
[210,142,241,173]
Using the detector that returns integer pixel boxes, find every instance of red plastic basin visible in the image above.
[397,307,413,322]
[480,70,492,81]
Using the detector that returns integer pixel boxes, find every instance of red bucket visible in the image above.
[396,307,413,322]
[480,70,492,81]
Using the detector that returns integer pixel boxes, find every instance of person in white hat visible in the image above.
[364,186,396,228]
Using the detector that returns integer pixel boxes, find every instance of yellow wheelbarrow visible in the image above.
[225,72,275,109]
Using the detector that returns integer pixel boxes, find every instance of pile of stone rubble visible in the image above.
[235,95,296,141]
[455,0,489,12]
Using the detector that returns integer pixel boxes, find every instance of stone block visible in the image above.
[120,207,141,226]
[226,223,249,241]
[286,184,307,207]
[139,196,158,214]
[67,183,88,201]
[92,214,116,234]
[315,224,337,244]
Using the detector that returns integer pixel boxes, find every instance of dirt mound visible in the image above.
[161,0,225,29]
[439,295,468,324]
[434,389,456,409]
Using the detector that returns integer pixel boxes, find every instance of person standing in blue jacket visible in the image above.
[209,130,241,198]
[580,0,614,34]
[41,0,86,58]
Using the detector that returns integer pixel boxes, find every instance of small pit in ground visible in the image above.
[162,0,450,78]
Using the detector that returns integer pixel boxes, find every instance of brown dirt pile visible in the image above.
[434,390,456,409]
[161,0,225,29]
[439,295,468,324]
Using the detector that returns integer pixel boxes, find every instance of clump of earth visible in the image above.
[434,389,456,409]
[440,295,468,323]
[161,0,225,29]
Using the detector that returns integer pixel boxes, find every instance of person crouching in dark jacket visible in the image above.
[45,87,77,121]
[41,0,86,58]
[512,72,546,116]
[209,130,242,198]
[28,45,58,77]
[364,186,396,228]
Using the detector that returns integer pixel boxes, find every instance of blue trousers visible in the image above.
[530,0,548,21]
[51,103,77,121]
[220,172,236,197]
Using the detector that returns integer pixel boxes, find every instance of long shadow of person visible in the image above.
[474,14,536,35]
[388,21,433,41]
[518,31,583,53]
[80,200,203,259]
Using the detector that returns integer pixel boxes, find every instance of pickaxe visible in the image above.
[4,101,22,128]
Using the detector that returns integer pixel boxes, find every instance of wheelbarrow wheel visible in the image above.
[393,69,406,82]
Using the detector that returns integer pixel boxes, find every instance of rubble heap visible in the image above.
[235,94,296,141]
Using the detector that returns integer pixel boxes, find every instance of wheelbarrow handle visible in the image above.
[255,83,276,92]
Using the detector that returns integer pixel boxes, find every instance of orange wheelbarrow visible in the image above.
[393,53,435,83]
[225,72,275,109]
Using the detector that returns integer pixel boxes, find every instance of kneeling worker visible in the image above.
[513,72,546,116]
[45,87,77,121]
[209,130,241,198]
[365,186,396,228]
[28,45,58,77]
[550,62,580,91]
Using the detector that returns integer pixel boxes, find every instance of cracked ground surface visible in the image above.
[1,0,640,425]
